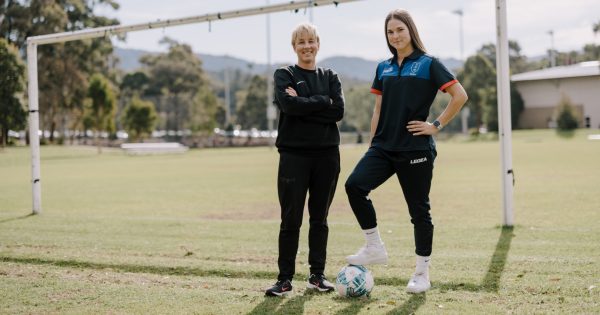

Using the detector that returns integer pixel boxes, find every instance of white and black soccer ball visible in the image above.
[335,264,374,297]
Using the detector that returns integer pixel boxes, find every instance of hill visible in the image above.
[114,47,463,83]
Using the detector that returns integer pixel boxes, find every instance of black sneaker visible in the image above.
[265,279,293,296]
[307,274,335,292]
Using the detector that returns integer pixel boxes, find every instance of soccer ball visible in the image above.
[335,264,374,297]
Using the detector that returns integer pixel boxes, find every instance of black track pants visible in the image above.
[277,151,340,281]
[345,147,436,256]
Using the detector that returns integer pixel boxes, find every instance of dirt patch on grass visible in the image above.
[0,261,264,292]
[3,244,61,250]
[203,256,274,264]
[199,207,278,220]
[199,203,351,221]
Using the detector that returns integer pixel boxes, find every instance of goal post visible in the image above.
[495,0,514,227]
[25,0,362,214]
[26,41,41,214]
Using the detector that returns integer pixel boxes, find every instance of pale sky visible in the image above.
[96,0,600,64]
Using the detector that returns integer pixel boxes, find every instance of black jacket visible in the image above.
[273,65,344,153]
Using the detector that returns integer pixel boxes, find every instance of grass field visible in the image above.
[1,129,599,314]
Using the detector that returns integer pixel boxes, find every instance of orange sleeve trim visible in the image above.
[370,88,382,95]
[439,79,458,93]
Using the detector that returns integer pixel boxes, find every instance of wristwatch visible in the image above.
[433,120,443,130]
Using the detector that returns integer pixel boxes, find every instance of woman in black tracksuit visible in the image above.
[265,22,344,297]
[344,9,468,294]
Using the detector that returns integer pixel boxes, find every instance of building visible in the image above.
[511,61,600,129]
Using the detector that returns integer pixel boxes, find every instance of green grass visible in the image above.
[1,129,599,314]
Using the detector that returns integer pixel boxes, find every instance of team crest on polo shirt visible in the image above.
[409,62,421,76]
[400,56,432,79]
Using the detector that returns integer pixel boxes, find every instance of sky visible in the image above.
[96,0,600,64]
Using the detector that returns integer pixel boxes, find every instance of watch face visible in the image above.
[433,120,440,127]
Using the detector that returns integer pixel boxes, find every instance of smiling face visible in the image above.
[291,24,320,69]
[384,9,426,57]
[386,18,413,55]
[293,31,319,68]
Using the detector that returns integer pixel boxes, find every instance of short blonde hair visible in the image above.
[291,22,320,47]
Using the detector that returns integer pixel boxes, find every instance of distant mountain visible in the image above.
[114,47,464,83]
[114,47,149,72]
[437,57,463,72]
[319,56,377,82]
[114,47,268,74]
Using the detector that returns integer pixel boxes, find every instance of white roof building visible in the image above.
[511,61,600,129]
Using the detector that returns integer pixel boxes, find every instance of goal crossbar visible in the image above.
[27,0,359,45]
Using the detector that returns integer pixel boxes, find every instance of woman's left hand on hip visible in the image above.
[407,120,438,136]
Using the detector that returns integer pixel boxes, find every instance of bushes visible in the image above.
[555,96,579,132]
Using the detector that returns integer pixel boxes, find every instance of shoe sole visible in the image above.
[346,256,388,265]
[265,290,292,297]
[306,283,334,292]
[406,284,431,294]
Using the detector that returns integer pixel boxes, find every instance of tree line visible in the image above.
[1,2,599,147]
[0,1,269,148]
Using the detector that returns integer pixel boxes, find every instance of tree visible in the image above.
[481,86,499,131]
[428,92,461,133]
[477,41,530,73]
[582,44,600,62]
[343,85,372,133]
[458,42,526,131]
[140,37,215,136]
[120,72,150,94]
[123,95,157,142]
[236,75,268,129]
[555,95,579,132]
[85,73,116,153]
[0,38,26,147]
[458,54,496,129]
[118,71,150,131]
[1,0,120,143]
[188,86,220,134]
[215,68,254,126]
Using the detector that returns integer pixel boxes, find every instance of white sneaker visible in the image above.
[406,272,431,293]
[346,244,388,265]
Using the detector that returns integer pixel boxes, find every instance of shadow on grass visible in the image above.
[1,226,515,315]
[248,293,314,315]
[377,226,514,314]
[332,295,374,315]
[0,214,34,224]
[0,255,277,280]
[376,275,482,294]
[481,226,514,292]
[436,226,514,294]
[556,130,576,138]
[387,293,426,315]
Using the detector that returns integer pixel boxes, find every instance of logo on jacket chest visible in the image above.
[383,66,395,74]
[381,65,398,78]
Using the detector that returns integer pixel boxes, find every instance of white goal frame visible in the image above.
[25,0,514,227]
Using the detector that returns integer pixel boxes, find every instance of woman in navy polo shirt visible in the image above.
[345,9,468,294]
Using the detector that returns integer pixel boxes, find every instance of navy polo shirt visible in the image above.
[370,50,457,152]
